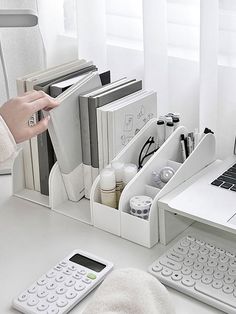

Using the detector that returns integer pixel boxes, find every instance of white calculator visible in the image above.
[12,250,113,314]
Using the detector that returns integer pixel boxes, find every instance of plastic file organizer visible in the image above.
[12,118,216,248]
[90,119,216,248]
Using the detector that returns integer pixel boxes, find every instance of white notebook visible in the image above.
[97,90,157,167]
[45,71,102,202]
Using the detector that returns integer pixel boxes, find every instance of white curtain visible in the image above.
[37,0,235,159]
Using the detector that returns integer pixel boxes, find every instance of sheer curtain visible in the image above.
[37,0,236,159]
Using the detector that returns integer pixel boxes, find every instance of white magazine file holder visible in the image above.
[91,123,216,248]
[12,150,92,224]
[157,133,216,245]
[12,119,216,247]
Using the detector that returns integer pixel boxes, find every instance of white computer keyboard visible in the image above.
[149,235,236,314]
[12,250,113,314]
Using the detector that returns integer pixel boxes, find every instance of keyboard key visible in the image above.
[191,271,202,280]
[152,264,163,272]
[201,275,213,285]
[218,175,236,185]
[211,180,223,187]
[161,268,172,277]
[223,171,236,179]
[159,258,182,271]
[167,252,184,262]
[223,284,234,294]
[171,273,182,281]
[47,306,59,314]
[195,282,236,307]
[220,182,233,189]
[181,278,195,287]
[174,246,188,255]
[212,280,223,289]
[224,275,234,285]
[230,185,236,192]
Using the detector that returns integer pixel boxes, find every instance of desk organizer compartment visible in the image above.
[90,118,159,236]
[12,149,50,207]
[119,126,187,248]
[157,133,216,245]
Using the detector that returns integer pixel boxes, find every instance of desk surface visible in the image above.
[0,175,222,314]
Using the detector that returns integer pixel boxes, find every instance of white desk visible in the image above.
[0,175,222,314]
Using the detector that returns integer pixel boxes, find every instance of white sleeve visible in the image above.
[0,115,17,162]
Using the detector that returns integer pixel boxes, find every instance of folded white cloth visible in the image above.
[82,268,175,314]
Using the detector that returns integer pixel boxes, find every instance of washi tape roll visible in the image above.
[129,195,153,220]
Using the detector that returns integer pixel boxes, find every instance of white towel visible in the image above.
[82,268,175,314]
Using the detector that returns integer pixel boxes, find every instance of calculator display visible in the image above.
[69,254,106,272]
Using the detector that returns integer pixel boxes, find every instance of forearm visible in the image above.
[0,115,17,162]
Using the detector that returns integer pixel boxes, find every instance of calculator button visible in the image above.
[224,275,234,284]
[171,273,182,281]
[59,261,68,267]
[66,291,78,299]
[47,271,57,278]
[207,259,218,267]
[174,246,188,255]
[188,252,198,259]
[56,286,67,295]
[55,275,65,282]
[74,283,86,291]
[56,299,68,307]
[223,284,234,294]
[47,294,58,303]
[82,277,92,284]
[201,275,213,285]
[68,265,77,271]
[18,293,28,302]
[28,285,38,294]
[63,269,72,276]
[37,301,49,311]
[77,269,87,275]
[54,265,63,271]
[180,239,190,247]
[73,273,82,280]
[46,282,57,290]
[47,307,59,314]
[37,289,49,298]
[37,277,48,286]
[27,297,39,306]
[191,271,202,280]
[87,273,97,280]
[181,267,192,275]
[214,271,224,280]
[65,278,76,287]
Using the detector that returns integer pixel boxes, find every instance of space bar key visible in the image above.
[195,282,236,309]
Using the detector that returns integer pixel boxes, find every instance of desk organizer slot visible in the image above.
[119,126,188,248]
[12,149,50,207]
[157,133,216,245]
[90,118,159,237]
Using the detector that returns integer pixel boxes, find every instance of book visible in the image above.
[107,91,157,162]
[97,90,148,168]
[79,78,133,198]
[89,80,143,181]
[45,71,102,202]
[18,59,92,193]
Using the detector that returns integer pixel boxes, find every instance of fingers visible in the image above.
[21,90,46,102]
[30,95,59,114]
[29,116,50,137]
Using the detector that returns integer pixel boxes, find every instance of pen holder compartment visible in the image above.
[119,126,188,248]
[90,118,159,236]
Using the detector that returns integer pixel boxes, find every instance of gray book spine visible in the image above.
[89,80,142,169]
[79,96,91,166]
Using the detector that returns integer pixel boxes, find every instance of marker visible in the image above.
[180,134,187,162]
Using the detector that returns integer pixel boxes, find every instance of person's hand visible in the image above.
[0,90,59,143]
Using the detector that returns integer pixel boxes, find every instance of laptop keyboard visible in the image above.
[211,163,236,192]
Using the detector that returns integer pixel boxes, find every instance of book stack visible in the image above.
[17,59,157,202]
